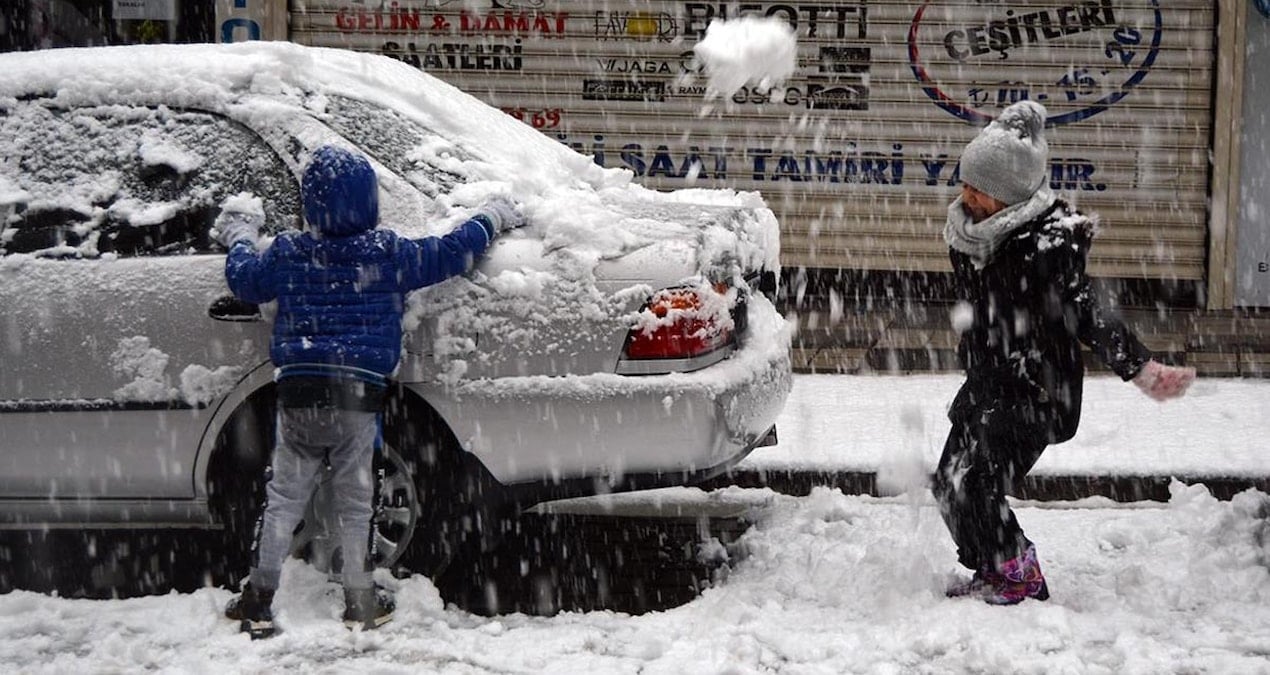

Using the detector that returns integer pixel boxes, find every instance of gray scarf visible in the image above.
[943,186,1056,269]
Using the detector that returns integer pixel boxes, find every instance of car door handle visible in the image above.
[208,295,262,322]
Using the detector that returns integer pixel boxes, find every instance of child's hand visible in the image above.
[1132,360,1196,402]
[212,193,265,248]
[214,215,261,249]
[481,196,526,233]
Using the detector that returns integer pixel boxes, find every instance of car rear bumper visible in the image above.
[411,297,792,490]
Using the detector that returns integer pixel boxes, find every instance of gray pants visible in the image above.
[250,406,378,591]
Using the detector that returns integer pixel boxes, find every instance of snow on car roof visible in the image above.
[0,42,786,390]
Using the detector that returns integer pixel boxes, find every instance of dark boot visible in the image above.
[984,544,1050,605]
[225,583,276,639]
[343,586,395,630]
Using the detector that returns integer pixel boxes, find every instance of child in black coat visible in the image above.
[935,101,1194,604]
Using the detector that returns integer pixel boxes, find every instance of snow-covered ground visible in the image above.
[2,374,1268,674]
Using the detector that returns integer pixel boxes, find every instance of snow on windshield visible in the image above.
[0,41,777,266]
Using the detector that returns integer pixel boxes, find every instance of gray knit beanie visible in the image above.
[959,100,1049,206]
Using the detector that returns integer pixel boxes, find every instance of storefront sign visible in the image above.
[907,0,1163,125]
[113,0,175,21]
[216,0,287,42]
[290,1,1214,283]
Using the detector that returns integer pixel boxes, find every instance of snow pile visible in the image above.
[179,364,242,406]
[138,135,203,175]
[109,336,174,401]
[691,16,799,101]
[107,335,242,405]
[0,40,783,265]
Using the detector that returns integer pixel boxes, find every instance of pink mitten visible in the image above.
[1132,360,1196,402]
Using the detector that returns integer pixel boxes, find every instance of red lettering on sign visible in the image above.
[335,7,424,33]
[458,11,568,37]
[501,107,564,129]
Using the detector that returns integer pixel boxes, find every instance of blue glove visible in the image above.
[480,197,526,234]
[213,195,265,249]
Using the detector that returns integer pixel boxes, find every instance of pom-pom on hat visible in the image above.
[959,101,1050,206]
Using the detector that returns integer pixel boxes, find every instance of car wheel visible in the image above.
[371,443,421,567]
[383,394,514,579]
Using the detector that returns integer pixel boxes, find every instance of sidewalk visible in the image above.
[700,373,1270,502]
[786,304,1270,377]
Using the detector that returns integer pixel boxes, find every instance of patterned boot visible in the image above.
[945,567,996,598]
[984,544,1050,605]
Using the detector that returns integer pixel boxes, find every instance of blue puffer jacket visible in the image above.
[224,146,495,385]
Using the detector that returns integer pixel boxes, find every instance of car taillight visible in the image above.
[623,284,735,360]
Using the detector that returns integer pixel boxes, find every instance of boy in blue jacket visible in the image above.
[215,145,523,637]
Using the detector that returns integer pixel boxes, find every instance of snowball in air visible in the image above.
[692,16,798,100]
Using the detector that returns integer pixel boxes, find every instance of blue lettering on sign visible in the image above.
[222,18,261,42]
[1049,158,1107,192]
[746,146,904,184]
[907,0,1163,126]
[221,0,260,43]
[553,134,1107,191]
[557,135,730,179]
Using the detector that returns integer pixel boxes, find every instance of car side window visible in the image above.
[0,100,301,258]
[321,95,468,199]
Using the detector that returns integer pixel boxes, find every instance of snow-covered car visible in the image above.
[0,42,791,590]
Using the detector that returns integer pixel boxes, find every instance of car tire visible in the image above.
[382,392,516,582]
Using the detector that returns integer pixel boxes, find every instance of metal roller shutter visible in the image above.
[290,0,1214,281]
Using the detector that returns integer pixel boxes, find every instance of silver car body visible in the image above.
[0,42,791,528]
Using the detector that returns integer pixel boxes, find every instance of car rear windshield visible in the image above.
[321,95,469,200]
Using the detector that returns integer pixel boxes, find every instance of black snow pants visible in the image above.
[932,417,1048,571]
